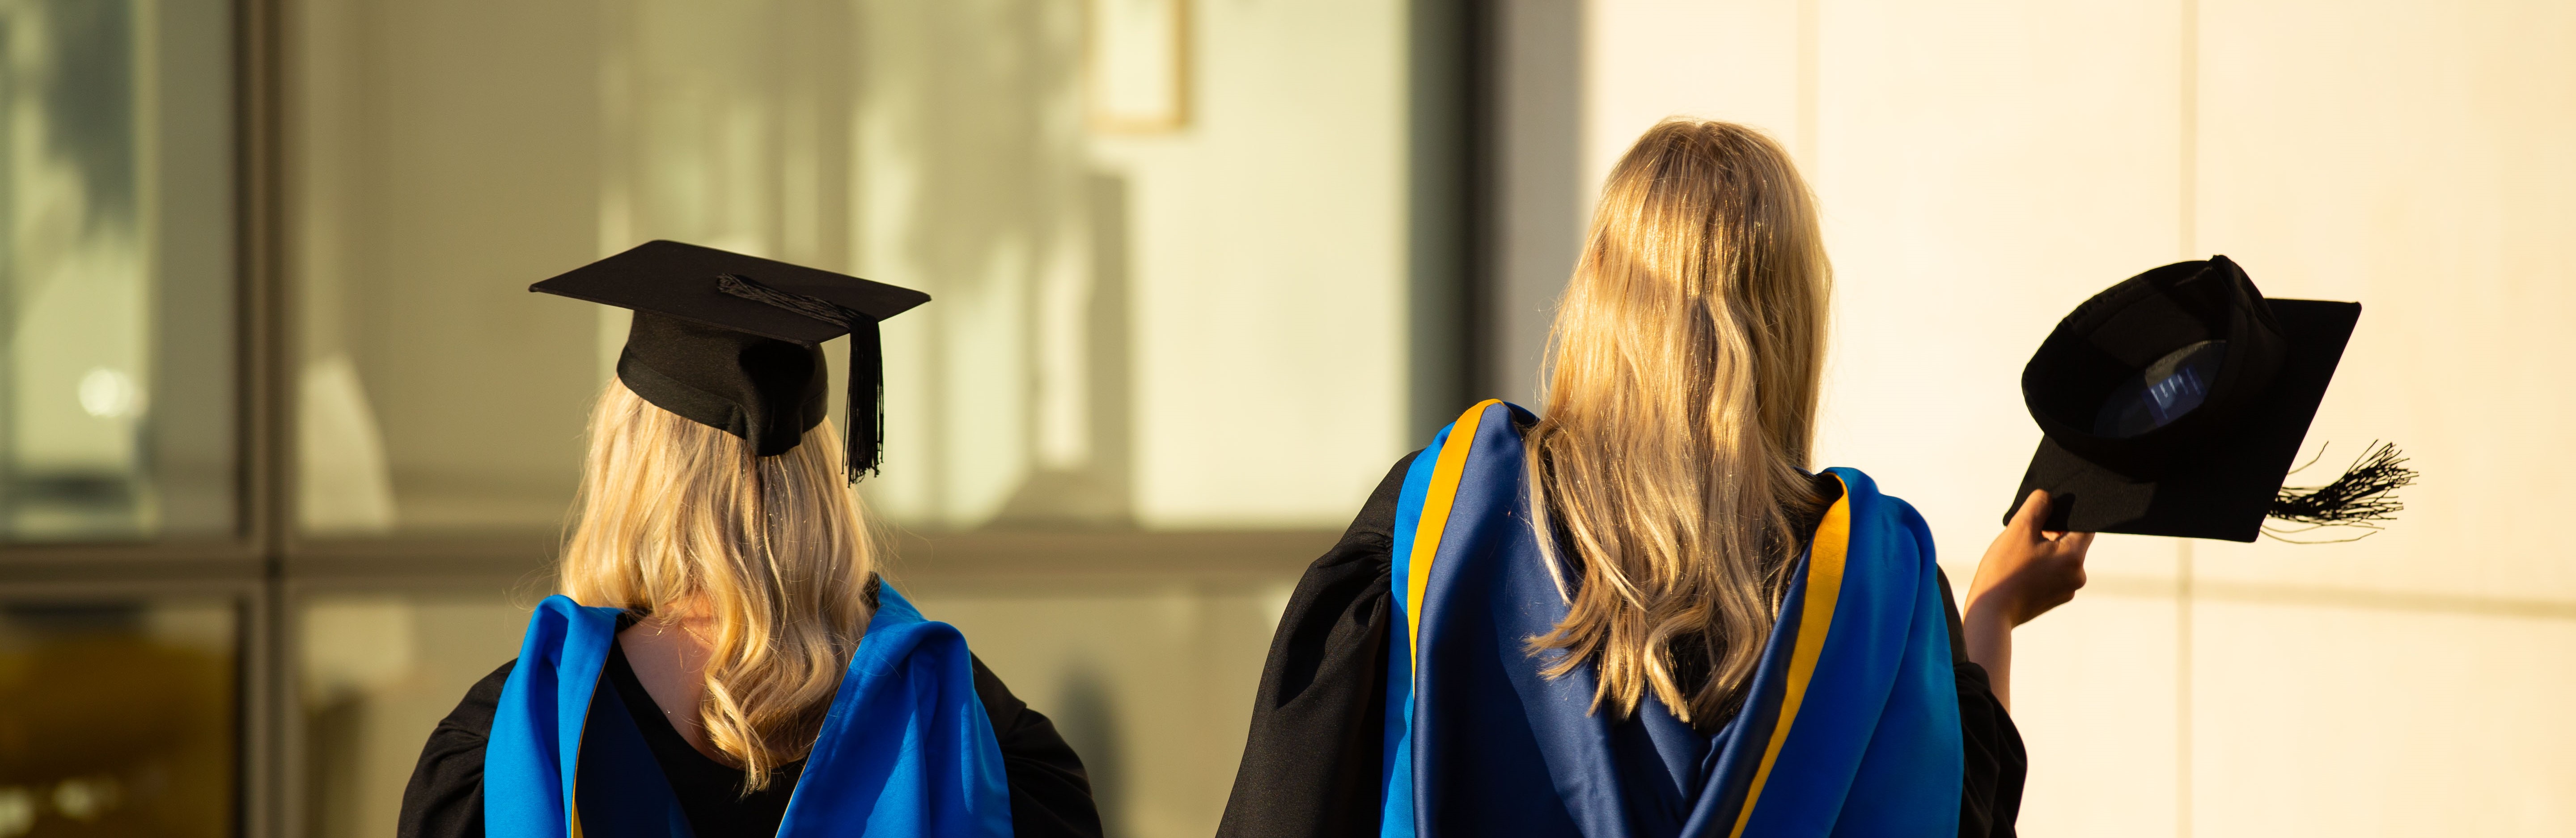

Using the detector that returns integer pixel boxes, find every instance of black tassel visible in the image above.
[711,272,884,482]
[2263,441,2417,540]
[848,319,884,483]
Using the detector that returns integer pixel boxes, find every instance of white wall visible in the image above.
[1583,0,2576,833]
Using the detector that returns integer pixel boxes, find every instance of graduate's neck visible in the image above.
[618,600,734,765]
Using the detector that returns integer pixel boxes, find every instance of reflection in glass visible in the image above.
[0,0,236,541]
[0,598,237,837]
[910,584,1293,838]
[288,0,1416,536]
[287,0,607,536]
[296,594,529,838]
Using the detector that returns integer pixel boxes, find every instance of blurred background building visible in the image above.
[0,0,2568,836]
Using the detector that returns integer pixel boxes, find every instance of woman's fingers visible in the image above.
[2009,489,2051,540]
[2039,530,2096,559]
[2046,532,2092,601]
[1974,490,2103,628]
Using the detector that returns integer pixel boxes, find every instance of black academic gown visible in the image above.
[397,621,1102,838]
[1216,454,2029,838]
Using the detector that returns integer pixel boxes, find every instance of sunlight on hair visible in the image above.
[557,380,879,788]
[1525,119,1833,725]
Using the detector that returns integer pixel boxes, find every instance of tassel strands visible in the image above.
[716,272,886,482]
[2262,441,2418,543]
[847,320,884,482]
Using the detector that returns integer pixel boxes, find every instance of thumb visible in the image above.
[2008,489,2050,540]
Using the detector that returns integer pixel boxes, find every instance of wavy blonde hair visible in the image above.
[559,380,877,787]
[1525,119,1831,725]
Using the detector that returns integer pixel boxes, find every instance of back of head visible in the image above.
[559,380,877,787]
[1527,119,1831,725]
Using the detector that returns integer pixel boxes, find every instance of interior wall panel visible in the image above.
[1802,0,2186,580]
[2191,601,2576,835]
[2191,0,2576,603]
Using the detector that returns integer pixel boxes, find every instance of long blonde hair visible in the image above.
[559,380,877,787]
[1525,119,1831,725]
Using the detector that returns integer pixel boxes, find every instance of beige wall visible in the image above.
[1587,0,2576,833]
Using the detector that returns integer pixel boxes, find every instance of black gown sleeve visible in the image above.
[1942,571,2028,838]
[398,660,514,838]
[1213,452,1416,838]
[969,654,1106,838]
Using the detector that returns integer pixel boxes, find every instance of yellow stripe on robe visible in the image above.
[1728,474,1852,838]
[1406,399,1500,669]
[570,709,590,838]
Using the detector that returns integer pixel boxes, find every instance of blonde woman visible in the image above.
[398,243,1100,838]
[1217,122,2088,838]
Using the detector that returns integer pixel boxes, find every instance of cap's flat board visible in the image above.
[530,240,928,345]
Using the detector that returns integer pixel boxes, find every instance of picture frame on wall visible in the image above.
[1087,0,1189,133]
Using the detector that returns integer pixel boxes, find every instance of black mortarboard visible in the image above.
[2007,256,2413,541]
[531,240,929,480]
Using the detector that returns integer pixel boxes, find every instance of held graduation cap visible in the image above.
[2008,256,2415,542]
[531,240,928,481]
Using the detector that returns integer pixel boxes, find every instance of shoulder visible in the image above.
[434,659,518,740]
[399,659,516,838]
[1345,449,1421,541]
[1282,449,1419,585]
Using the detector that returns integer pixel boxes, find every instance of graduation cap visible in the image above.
[2007,256,2415,542]
[531,240,929,481]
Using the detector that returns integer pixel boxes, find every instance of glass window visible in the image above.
[286,0,1434,537]
[906,583,1294,837]
[296,592,529,838]
[0,0,237,542]
[0,597,238,837]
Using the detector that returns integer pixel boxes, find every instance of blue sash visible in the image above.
[1382,400,1962,838]
[485,585,1015,837]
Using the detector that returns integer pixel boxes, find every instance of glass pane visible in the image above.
[0,597,238,837]
[296,593,528,838]
[907,583,1292,838]
[0,0,237,541]
[287,0,1423,537]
